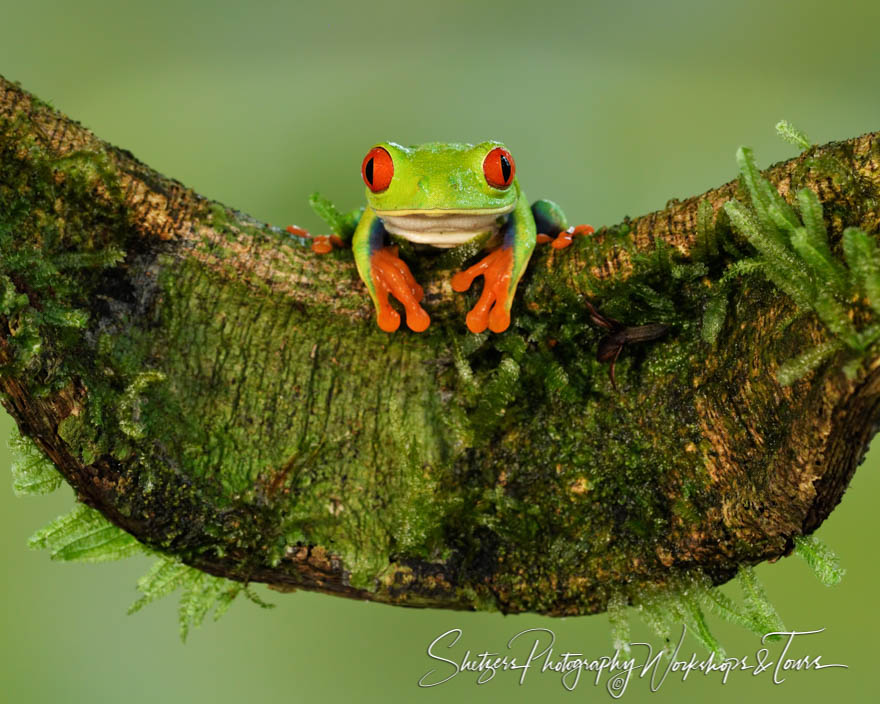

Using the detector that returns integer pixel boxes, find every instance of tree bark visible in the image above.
[1,74,878,615]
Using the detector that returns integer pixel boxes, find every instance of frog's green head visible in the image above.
[361,141,518,215]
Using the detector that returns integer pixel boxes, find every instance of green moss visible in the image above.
[8,431,63,496]
[128,555,274,642]
[775,120,811,151]
[57,413,104,464]
[0,98,860,643]
[28,503,143,562]
[722,146,880,384]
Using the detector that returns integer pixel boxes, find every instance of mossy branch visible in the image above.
[2,74,879,622]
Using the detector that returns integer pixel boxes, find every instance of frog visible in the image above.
[287,141,594,334]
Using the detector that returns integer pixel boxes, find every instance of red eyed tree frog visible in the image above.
[288,141,594,334]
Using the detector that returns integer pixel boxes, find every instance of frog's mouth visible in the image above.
[375,205,515,248]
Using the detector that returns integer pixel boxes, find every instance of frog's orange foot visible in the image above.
[451,247,515,334]
[286,225,344,255]
[370,245,430,333]
[537,224,595,249]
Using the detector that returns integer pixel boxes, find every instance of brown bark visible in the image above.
[2,73,879,614]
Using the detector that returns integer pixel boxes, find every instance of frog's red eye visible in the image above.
[483,147,515,189]
[362,147,394,192]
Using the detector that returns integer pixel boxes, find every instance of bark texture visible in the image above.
[1,74,878,615]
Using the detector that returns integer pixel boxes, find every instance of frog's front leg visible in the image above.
[451,192,536,333]
[352,207,430,333]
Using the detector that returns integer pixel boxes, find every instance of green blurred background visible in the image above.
[1,0,878,701]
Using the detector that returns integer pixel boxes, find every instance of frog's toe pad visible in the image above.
[376,305,401,332]
[488,305,511,333]
[464,308,489,334]
[405,306,431,332]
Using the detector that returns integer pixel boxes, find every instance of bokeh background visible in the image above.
[2,1,879,702]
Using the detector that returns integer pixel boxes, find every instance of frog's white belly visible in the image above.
[375,206,514,249]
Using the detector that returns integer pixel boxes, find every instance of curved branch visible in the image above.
[1,74,878,615]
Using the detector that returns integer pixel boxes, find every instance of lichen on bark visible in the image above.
[2,74,879,618]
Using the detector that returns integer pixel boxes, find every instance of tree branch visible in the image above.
[2,74,878,615]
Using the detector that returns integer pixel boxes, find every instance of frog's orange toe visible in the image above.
[406,307,431,332]
[286,225,310,238]
[376,306,401,332]
[488,305,511,333]
[550,233,572,249]
[451,272,469,292]
[543,224,595,250]
[311,236,333,254]
[464,310,489,334]
[451,265,483,293]
[385,248,425,302]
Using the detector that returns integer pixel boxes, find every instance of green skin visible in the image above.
[337,141,570,333]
